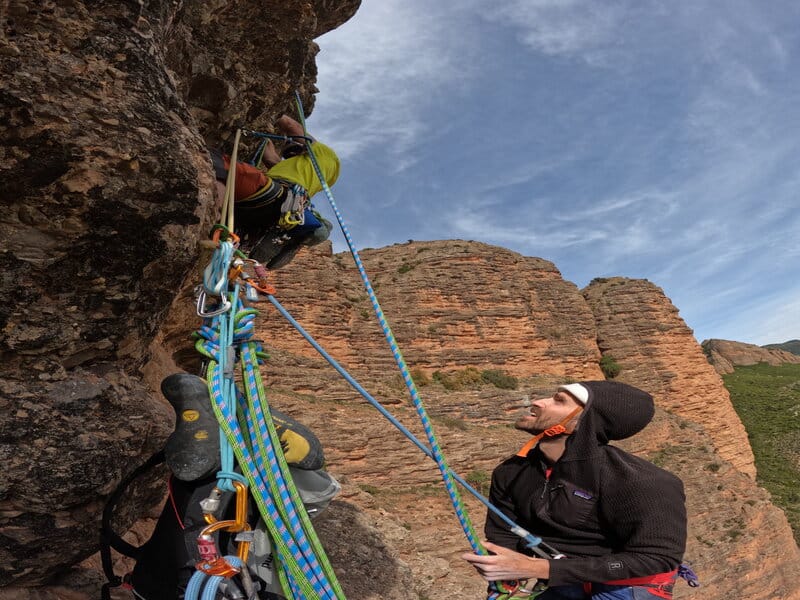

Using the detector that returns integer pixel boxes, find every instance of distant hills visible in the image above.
[701,338,800,374]
[763,339,800,355]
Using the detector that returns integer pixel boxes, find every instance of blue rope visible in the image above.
[294,91,482,553]
[266,294,556,557]
[240,343,337,597]
[194,244,342,599]
[203,241,235,296]
[184,556,243,600]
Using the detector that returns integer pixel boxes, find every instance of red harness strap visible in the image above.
[583,570,678,599]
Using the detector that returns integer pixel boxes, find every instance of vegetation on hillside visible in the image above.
[431,367,519,390]
[599,354,622,379]
[763,339,800,356]
[723,363,800,543]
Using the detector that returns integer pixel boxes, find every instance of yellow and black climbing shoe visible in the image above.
[272,409,324,471]
[162,373,325,477]
[161,373,220,482]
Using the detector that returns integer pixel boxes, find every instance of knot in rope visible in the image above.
[193,309,268,365]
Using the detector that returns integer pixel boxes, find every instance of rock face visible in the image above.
[701,338,800,375]
[0,0,359,589]
[262,240,604,383]
[251,246,800,600]
[582,278,757,478]
[3,2,800,599]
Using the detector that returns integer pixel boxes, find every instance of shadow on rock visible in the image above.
[315,500,417,600]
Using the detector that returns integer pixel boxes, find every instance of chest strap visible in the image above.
[515,405,584,457]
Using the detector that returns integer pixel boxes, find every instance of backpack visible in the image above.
[100,374,339,600]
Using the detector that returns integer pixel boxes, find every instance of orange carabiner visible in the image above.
[197,481,252,566]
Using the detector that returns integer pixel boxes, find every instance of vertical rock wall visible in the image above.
[0,0,208,585]
[582,277,756,476]
[0,0,359,587]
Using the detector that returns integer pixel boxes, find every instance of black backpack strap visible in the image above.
[100,450,166,600]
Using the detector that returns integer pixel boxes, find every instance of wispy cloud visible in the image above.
[481,0,626,63]
[311,1,475,165]
[313,1,800,345]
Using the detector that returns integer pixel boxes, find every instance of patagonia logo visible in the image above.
[573,489,593,500]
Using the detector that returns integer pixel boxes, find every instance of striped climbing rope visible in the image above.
[192,257,344,599]
[293,91,482,553]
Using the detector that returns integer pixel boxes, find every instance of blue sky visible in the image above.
[306,0,800,346]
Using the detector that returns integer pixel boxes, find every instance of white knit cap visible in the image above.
[557,383,590,405]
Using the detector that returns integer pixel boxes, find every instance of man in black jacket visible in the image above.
[463,381,687,599]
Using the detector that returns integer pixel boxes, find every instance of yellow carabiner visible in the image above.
[278,210,303,230]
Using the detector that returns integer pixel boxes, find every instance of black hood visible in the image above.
[562,380,655,459]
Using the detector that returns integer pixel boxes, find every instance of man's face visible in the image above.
[515,390,582,434]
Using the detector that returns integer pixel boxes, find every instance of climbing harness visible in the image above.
[239,129,316,233]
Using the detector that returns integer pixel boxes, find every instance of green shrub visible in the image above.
[599,354,622,379]
[435,367,483,390]
[410,368,430,387]
[434,414,468,430]
[432,367,518,390]
[481,369,518,390]
[465,469,491,496]
[397,262,414,274]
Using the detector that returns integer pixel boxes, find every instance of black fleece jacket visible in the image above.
[485,381,687,586]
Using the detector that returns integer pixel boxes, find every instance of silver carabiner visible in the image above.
[196,289,231,317]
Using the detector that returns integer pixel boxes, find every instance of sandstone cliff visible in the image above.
[701,338,800,375]
[582,279,756,477]
[249,245,800,600]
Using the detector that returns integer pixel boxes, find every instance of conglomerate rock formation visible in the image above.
[582,278,756,477]
[2,1,800,599]
[246,242,800,600]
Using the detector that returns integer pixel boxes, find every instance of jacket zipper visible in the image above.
[541,466,553,499]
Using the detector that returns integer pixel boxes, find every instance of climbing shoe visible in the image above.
[161,373,221,482]
[271,411,325,470]
[162,372,325,478]
[266,237,304,269]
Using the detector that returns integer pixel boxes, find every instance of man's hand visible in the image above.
[461,541,550,582]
